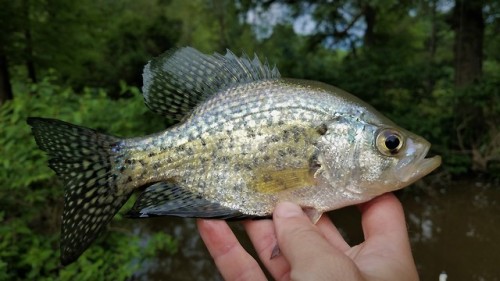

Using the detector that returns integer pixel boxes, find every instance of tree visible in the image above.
[450,0,484,87]
[0,47,13,105]
[448,0,495,171]
[0,0,18,104]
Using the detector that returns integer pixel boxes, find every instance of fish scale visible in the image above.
[28,46,441,265]
[120,118,319,204]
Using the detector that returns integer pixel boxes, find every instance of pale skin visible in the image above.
[196,193,419,281]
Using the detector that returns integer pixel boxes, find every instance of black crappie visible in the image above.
[28,47,441,265]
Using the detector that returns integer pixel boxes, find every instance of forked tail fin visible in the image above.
[27,117,132,265]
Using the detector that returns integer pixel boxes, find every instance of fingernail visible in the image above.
[274,202,303,218]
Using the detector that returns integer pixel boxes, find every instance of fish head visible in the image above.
[315,120,442,205]
[364,126,442,190]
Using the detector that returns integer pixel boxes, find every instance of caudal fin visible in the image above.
[27,117,132,265]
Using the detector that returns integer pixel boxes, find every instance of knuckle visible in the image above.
[279,224,324,254]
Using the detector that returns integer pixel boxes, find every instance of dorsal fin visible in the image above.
[141,47,281,119]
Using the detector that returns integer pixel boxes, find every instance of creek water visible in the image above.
[127,179,500,281]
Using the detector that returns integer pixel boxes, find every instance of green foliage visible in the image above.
[1,1,499,279]
[1,0,180,91]
[246,0,500,176]
[142,232,179,257]
[0,76,176,280]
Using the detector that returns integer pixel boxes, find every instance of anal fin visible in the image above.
[126,181,251,220]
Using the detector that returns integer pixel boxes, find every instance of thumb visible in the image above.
[273,202,361,280]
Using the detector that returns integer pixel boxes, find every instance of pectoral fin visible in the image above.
[254,167,316,194]
[303,207,323,224]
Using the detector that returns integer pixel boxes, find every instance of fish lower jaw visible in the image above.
[396,155,442,184]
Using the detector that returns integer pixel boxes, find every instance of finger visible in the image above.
[357,193,419,280]
[359,193,409,245]
[243,219,291,281]
[316,215,350,252]
[197,219,267,281]
[273,202,362,280]
[358,193,415,267]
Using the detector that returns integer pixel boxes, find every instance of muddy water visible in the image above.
[403,181,500,281]
[129,180,500,281]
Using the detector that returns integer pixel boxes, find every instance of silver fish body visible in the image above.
[28,47,441,265]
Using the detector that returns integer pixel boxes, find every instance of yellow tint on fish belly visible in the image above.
[253,167,317,194]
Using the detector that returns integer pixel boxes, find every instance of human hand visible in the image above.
[197,193,419,281]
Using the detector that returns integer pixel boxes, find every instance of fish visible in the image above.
[27,47,442,265]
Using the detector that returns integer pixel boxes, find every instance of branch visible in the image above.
[331,11,364,38]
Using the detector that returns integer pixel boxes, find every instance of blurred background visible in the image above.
[0,0,498,280]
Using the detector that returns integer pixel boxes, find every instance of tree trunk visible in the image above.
[450,0,486,171]
[24,29,37,83]
[363,4,376,48]
[0,50,13,105]
[424,0,438,94]
[23,0,37,83]
[451,0,484,87]
[212,0,229,50]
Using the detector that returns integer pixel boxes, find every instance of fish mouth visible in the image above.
[396,145,442,184]
[415,147,442,177]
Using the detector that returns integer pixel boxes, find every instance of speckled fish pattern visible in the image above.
[28,47,441,265]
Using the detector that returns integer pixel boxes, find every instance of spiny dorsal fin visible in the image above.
[142,47,281,119]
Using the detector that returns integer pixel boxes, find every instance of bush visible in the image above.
[0,76,176,280]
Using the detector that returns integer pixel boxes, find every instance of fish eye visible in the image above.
[376,129,404,156]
